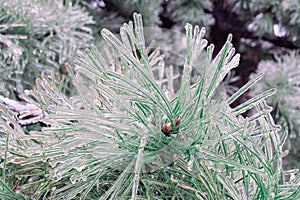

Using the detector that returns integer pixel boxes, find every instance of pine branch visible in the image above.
[0,13,298,200]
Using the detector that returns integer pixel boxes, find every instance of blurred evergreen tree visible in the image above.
[0,0,94,97]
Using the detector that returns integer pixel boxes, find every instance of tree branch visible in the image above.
[0,95,45,126]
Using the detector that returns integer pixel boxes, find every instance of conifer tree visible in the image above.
[0,0,94,97]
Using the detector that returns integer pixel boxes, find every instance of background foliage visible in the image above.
[0,0,94,97]
[250,51,300,168]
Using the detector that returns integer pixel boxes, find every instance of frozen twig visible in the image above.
[0,95,45,126]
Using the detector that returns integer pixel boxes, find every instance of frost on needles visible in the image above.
[0,13,299,200]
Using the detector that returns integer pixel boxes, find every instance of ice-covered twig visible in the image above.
[0,95,45,126]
